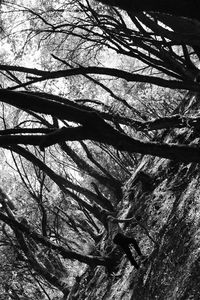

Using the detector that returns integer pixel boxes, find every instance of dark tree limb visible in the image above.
[0,211,111,267]
[39,125,200,163]
[3,65,200,91]
[1,122,200,163]
[134,115,200,131]
[97,0,200,22]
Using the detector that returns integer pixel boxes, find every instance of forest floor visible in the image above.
[67,129,200,300]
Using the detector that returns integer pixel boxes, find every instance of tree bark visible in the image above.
[97,0,200,22]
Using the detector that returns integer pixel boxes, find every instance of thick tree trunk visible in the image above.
[97,0,200,22]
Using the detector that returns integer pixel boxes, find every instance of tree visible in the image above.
[0,0,200,298]
[98,0,200,21]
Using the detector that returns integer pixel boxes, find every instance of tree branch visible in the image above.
[0,212,110,267]
[97,0,200,22]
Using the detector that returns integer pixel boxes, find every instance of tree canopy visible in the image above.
[0,0,200,299]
